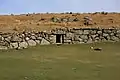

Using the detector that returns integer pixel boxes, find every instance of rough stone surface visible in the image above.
[0,28,120,50]
[41,38,50,45]
[10,42,19,49]
[35,40,40,44]
[27,40,37,46]
[19,42,28,49]
[11,36,22,42]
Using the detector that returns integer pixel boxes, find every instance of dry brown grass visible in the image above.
[0,13,120,32]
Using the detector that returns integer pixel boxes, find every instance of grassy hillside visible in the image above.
[0,42,120,80]
[0,12,120,32]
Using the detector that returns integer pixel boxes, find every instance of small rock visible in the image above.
[25,37,30,41]
[103,33,109,37]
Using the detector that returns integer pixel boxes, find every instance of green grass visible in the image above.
[0,42,120,80]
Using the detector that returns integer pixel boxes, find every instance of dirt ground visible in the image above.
[0,12,120,32]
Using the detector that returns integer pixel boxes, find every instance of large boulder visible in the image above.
[10,42,19,49]
[19,42,28,49]
[27,40,37,46]
[40,38,50,45]
[11,36,22,42]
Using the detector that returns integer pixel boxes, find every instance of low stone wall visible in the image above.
[0,27,120,50]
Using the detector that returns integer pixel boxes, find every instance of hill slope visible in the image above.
[0,12,120,32]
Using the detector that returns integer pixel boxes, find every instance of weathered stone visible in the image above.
[91,35,96,39]
[30,36,36,40]
[117,30,120,34]
[56,30,65,34]
[51,17,61,22]
[73,18,79,22]
[10,42,19,49]
[116,34,120,38]
[83,30,89,34]
[110,36,119,41]
[103,33,109,37]
[19,42,28,49]
[49,35,56,44]
[40,38,50,45]
[74,35,80,41]
[64,40,71,43]
[83,39,88,43]
[35,40,40,44]
[27,40,37,46]
[87,38,93,43]
[68,18,74,22]
[75,30,83,35]
[11,36,22,42]
[31,33,35,36]
[0,46,8,50]
[37,37,42,40]
[97,30,102,34]
[66,32,74,39]
[80,35,88,40]
[4,37,11,42]
[78,38,83,42]
[90,30,96,34]
[61,18,68,22]
[110,33,114,36]
[0,41,9,46]
[106,36,111,40]
[0,36,4,41]
[25,37,30,41]
[103,29,110,33]
[95,37,100,40]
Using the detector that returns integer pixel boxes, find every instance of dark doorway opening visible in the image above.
[56,34,61,43]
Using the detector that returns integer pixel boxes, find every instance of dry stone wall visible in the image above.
[0,28,120,50]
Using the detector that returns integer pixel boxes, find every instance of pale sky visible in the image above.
[0,0,120,14]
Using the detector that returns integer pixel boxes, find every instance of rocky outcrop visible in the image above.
[0,27,120,50]
[51,17,79,23]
